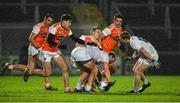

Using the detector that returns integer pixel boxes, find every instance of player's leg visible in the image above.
[54,55,72,93]
[109,62,116,75]
[74,71,89,92]
[28,55,45,75]
[82,60,98,93]
[138,65,151,92]
[2,63,27,73]
[24,53,46,81]
[129,60,150,93]
[140,73,150,87]
[129,60,143,93]
[41,61,57,90]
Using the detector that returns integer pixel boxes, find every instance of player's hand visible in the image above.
[68,30,72,36]
[120,31,129,35]
[151,59,161,69]
[123,56,133,62]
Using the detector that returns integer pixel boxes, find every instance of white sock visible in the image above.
[64,87,69,91]
[81,83,85,88]
[76,82,81,90]
[86,85,91,91]
[143,79,149,85]
[133,87,138,92]
[45,83,50,87]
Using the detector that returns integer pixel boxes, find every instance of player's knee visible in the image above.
[62,67,69,73]
[93,68,98,76]
[45,72,51,76]
[134,69,141,75]
[27,65,35,70]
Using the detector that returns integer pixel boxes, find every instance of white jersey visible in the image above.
[71,35,109,63]
[130,36,157,55]
[129,36,159,66]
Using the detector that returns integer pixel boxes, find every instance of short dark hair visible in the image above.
[92,27,102,31]
[61,14,72,21]
[89,27,101,34]
[45,13,54,19]
[114,13,124,20]
[121,31,131,40]
[109,52,116,58]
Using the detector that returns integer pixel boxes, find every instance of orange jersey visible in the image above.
[30,22,49,47]
[42,22,71,52]
[80,35,101,47]
[102,25,122,52]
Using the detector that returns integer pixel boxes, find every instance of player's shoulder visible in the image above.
[130,36,141,44]
[107,24,114,28]
[35,22,44,27]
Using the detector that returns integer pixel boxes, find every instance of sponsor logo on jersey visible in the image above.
[41,34,47,38]
[56,36,65,40]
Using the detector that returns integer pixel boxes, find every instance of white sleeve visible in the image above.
[32,26,40,35]
[130,38,142,52]
[49,27,57,35]
[79,35,86,41]
[102,28,111,36]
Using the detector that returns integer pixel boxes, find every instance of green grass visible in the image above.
[0,75,180,102]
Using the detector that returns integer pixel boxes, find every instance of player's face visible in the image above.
[114,18,123,28]
[44,17,54,27]
[109,55,116,63]
[122,38,129,43]
[93,29,102,39]
[62,20,72,29]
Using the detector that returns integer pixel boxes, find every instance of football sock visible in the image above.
[81,83,85,88]
[143,79,149,85]
[133,87,138,92]
[86,85,91,91]
[76,82,81,90]
[64,82,69,91]
[45,83,50,87]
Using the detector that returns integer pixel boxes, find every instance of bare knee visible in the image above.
[62,66,69,73]
[45,72,52,76]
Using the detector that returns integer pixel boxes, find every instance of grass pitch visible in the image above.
[0,75,180,102]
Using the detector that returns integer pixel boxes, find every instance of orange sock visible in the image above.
[64,82,69,87]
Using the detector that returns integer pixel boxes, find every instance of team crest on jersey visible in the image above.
[41,34,47,38]
[56,36,65,40]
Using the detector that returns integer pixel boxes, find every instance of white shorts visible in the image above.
[28,46,39,56]
[39,49,63,62]
[71,47,91,62]
[138,51,159,66]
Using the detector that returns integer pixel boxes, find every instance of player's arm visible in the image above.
[28,26,40,49]
[47,27,58,47]
[69,35,97,46]
[103,62,112,83]
[131,51,140,59]
[69,35,86,45]
[139,47,153,60]
[47,33,58,47]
